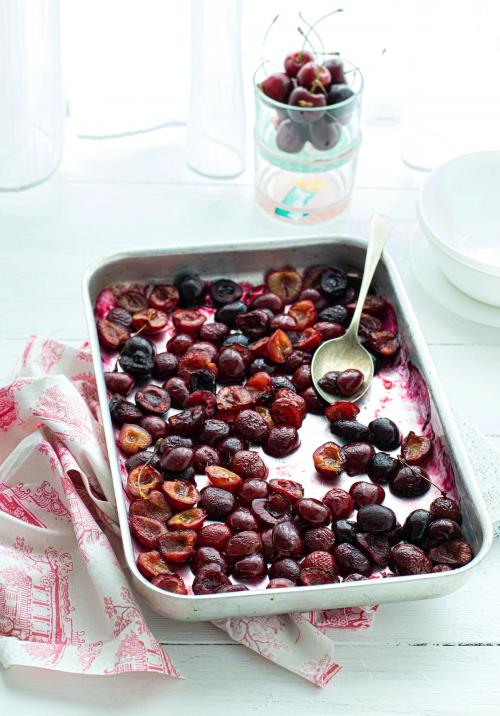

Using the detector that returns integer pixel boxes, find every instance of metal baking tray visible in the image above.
[83,236,493,621]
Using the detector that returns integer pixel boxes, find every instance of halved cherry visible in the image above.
[293,327,321,352]
[270,314,297,331]
[97,319,130,349]
[249,335,270,357]
[365,330,399,357]
[132,308,168,334]
[104,371,135,396]
[117,289,148,313]
[267,329,292,364]
[255,405,274,429]
[135,385,171,414]
[178,349,217,381]
[268,478,304,502]
[127,464,162,498]
[302,265,328,289]
[129,515,168,548]
[324,401,360,422]
[206,465,243,492]
[216,385,254,420]
[162,480,200,510]
[158,529,197,562]
[288,300,317,330]
[270,397,303,428]
[172,309,206,335]
[167,507,207,531]
[313,442,345,478]
[118,424,153,455]
[299,567,339,585]
[185,390,217,416]
[245,371,274,403]
[130,490,172,522]
[347,294,386,317]
[137,550,173,579]
[148,284,179,312]
[274,389,306,415]
[151,572,188,594]
[401,431,433,465]
[266,270,302,304]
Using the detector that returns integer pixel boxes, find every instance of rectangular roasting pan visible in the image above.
[83,236,493,621]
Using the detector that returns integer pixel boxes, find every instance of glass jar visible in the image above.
[254,60,363,224]
[0,0,64,191]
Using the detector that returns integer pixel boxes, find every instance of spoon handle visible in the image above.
[348,213,393,336]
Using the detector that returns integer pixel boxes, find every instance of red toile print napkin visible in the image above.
[0,337,378,685]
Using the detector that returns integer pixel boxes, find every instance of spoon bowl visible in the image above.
[311,214,393,404]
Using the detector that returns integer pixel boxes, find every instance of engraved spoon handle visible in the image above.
[347,213,393,337]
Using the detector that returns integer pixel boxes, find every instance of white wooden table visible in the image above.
[1,121,499,714]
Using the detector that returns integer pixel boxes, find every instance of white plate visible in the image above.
[411,226,500,328]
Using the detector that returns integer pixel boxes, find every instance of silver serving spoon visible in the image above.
[311,214,393,404]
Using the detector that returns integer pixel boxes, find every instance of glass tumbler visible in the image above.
[186,0,245,178]
[0,0,64,191]
[254,60,363,224]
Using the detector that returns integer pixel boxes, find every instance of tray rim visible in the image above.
[82,235,493,616]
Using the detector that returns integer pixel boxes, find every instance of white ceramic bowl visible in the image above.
[418,151,500,307]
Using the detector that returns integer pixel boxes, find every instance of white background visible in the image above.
[1,1,500,713]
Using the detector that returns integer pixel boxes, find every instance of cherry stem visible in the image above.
[137,438,164,499]
[299,11,324,60]
[300,8,343,59]
[113,323,147,372]
[260,14,280,66]
[297,26,316,59]
[397,456,443,493]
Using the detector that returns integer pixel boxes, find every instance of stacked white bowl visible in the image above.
[418,151,500,307]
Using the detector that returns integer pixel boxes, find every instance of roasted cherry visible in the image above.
[226,530,262,558]
[117,289,148,313]
[403,509,431,545]
[266,270,302,304]
[132,308,168,335]
[357,504,396,534]
[210,278,243,306]
[193,444,220,473]
[318,371,339,394]
[104,371,135,396]
[218,436,248,465]
[199,418,230,445]
[152,352,178,380]
[336,369,364,397]
[368,417,401,451]
[268,478,303,502]
[334,543,371,577]
[325,401,360,422]
[323,487,354,520]
[391,465,431,498]
[130,490,172,524]
[251,494,291,527]
[296,498,331,527]
[269,557,300,582]
[313,442,345,478]
[299,567,339,585]
[236,309,270,340]
[349,481,385,507]
[198,523,232,552]
[200,486,235,519]
[230,450,268,481]
[118,424,152,455]
[226,507,259,533]
[355,533,390,567]
[427,518,462,542]
[232,553,267,580]
[108,307,133,328]
[167,333,194,355]
[401,431,433,465]
[119,336,155,376]
[191,547,230,575]
[252,292,284,313]
[428,538,473,567]
[206,465,243,492]
[109,396,143,425]
[330,419,370,442]
[137,550,173,579]
[129,515,167,549]
[272,520,304,558]
[199,321,230,343]
[168,406,204,437]
[234,409,268,441]
[368,451,399,484]
[97,319,130,350]
[341,442,375,476]
[192,563,231,594]
[215,301,248,328]
[162,479,199,511]
[262,425,300,457]
[127,465,162,498]
[429,496,461,524]
[390,543,432,575]
[304,526,335,553]
[176,273,206,307]
[139,415,168,442]
[238,479,269,506]
[135,385,170,415]
[334,520,357,545]
[148,284,179,312]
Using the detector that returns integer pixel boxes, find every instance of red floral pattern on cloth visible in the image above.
[0,338,378,686]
